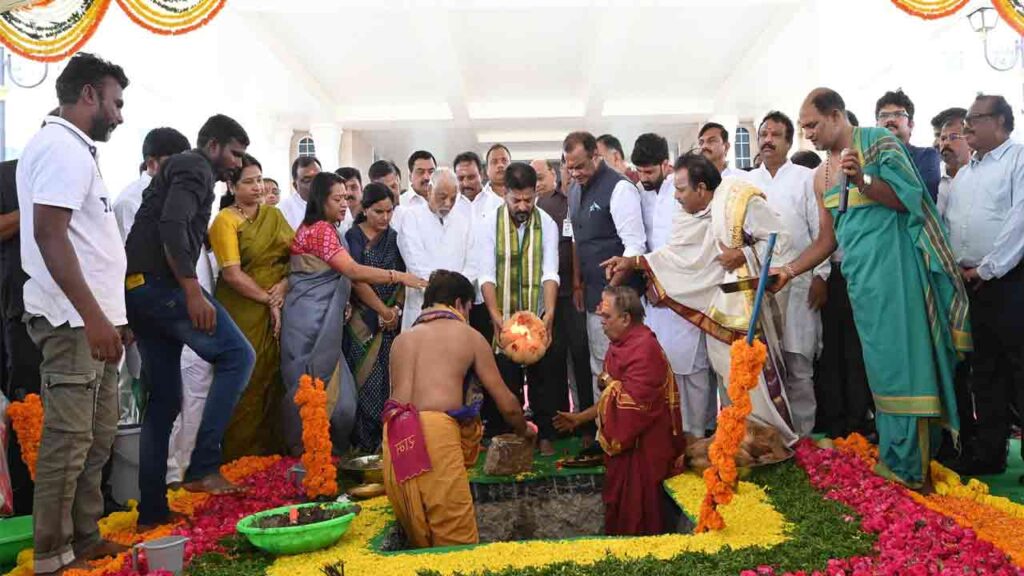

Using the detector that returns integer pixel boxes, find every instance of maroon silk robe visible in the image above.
[597,324,685,536]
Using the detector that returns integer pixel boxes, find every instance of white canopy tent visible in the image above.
[3,0,1022,197]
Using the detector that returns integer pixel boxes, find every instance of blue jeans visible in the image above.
[126,275,255,524]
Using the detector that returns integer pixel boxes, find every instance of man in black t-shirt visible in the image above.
[124,114,256,529]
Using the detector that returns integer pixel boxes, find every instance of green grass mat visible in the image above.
[467,436,603,484]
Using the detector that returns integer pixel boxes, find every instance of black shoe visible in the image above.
[935,443,959,466]
[949,453,1007,476]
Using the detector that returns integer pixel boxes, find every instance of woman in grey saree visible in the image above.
[281,172,428,456]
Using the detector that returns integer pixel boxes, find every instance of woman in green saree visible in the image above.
[209,154,294,461]
[344,183,405,453]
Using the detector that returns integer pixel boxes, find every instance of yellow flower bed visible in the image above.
[267,471,789,576]
[929,461,1024,519]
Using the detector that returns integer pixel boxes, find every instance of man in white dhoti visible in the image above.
[631,134,716,438]
[746,111,829,438]
[166,250,217,484]
[397,168,476,330]
[604,153,799,446]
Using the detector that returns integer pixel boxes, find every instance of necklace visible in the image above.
[824,151,832,190]
[233,203,257,223]
[431,305,467,324]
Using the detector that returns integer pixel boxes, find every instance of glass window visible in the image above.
[734,127,751,169]
[298,137,316,158]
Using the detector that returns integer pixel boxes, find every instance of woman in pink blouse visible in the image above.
[280,172,425,454]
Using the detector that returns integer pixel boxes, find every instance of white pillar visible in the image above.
[267,124,294,193]
[309,122,343,170]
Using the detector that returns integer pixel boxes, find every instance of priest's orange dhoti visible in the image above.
[382,408,482,548]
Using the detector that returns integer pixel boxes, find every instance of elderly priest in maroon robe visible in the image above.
[555,285,685,536]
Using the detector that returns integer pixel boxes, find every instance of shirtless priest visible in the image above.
[383,270,534,548]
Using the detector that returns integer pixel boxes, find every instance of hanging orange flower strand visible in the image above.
[697,339,766,533]
[294,375,338,499]
[7,394,43,480]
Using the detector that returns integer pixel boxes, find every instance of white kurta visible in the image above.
[721,166,750,180]
[748,162,827,360]
[279,193,307,231]
[113,173,151,243]
[477,208,560,316]
[472,184,504,222]
[467,186,504,304]
[638,184,658,251]
[397,196,476,329]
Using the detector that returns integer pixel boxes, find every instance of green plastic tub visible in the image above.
[236,502,356,556]
[0,516,32,566]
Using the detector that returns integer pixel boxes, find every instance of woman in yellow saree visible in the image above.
[209,154,294,460]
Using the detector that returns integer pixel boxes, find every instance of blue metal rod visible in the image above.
[746,232,778,345]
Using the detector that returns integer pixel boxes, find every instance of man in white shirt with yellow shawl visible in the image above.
[604,153,798,446]
[478,162,561,453]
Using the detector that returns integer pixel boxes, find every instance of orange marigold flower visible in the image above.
[295,375,338,499]
[220,455,282,484]
[8,394,43,480]
[696,339,766,533]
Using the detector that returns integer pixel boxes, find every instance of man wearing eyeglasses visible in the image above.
[945,94,1024,478]
[875,90,941,203]
[933,108,971,218]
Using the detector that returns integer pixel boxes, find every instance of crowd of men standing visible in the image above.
[2,49,1024,572]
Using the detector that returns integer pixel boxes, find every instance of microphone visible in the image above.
[838,148,850,214]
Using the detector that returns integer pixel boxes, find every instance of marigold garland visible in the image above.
[927,461,1024,519]
[696,339,766,533]
[0,0,112,63]
[115,0,226,36]
[294,375,337,499]
[993,0,1024,38]
[891,0,969,20]
[0,0,226,63]
[7,393,42,480]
